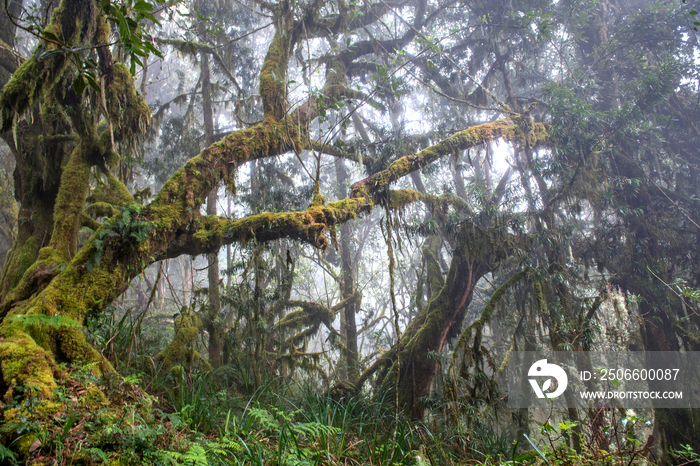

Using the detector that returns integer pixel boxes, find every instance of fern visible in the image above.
[248,406,280,431]
[161,444,209,465]
[85,447,108,463]
[291,421,339,441]
[0,443,17,465]
[205,438,242,458]
[87,203,152,271]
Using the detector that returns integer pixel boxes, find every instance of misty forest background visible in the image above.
[0,0,699,464]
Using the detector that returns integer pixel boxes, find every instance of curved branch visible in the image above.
[309,139,374,167]
[80,212,102,231]
[301,0,415,39]
[388,189,471,213]
[0,40,23,74]
[162,197,370,258]
[351,116,547,198]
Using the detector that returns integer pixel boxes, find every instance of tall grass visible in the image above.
[167,369,229,434]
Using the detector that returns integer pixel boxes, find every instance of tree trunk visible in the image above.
[363,222,508,418]
[334,158,359,384]
[199,18,222,369]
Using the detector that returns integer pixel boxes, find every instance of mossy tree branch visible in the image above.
[280,293,361,330]
[0,40,22,74]
[0,0,110,131]
[259,2,295,121]
[161,198,370,258]
[308,139,374,167]
[0,106,545,410]
[351,117,548,199]
[387,189,470,213]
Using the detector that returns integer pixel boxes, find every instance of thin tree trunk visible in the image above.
[335,158,359,384]
[199,19,222,368]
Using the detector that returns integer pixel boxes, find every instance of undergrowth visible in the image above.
[0,304,689,465]
[1,366,677,466]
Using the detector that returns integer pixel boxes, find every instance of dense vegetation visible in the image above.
[0,0,699,463]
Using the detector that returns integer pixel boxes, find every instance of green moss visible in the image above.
[104,63,151,143]
[87,173,132,208]
[192,197,373,252]
[310,193,326,207]
[193,215,227,245]
[148,117,304,241]
[279,304,333,329]
[354,119,524,197]
[48,141,92,259]
[259,5,294,121]
[0,326,57,402]
[157,311,210,371]
[86,202,118,218]
[2,246,65,307]
[0,0,104,131]
[14,433,37,458]
[2,236,39,292]
[56,327,107,372]
[16,236,37,271]
[388,190,421,210]
[349,118,549,204]
[423,236,444,295]
[533,280,547,315]
[511,114,549,147]
[1,239,128,385]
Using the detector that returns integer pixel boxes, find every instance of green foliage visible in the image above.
[677,280,700,303]
[86,301,172,378]
[159,443,209,466]
[30,0,167,95]
[168,370,228,434]
[100,0,165,72]
[3,0,700,463]
[0,363,168,464]
[682,0,700,29]
[672,444,700,463]
[0,443,17,465]
[88,203,151,271]
[34,44,102,95]
[0,384,43,437]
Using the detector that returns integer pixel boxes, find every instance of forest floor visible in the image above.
[2,357,693,465]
